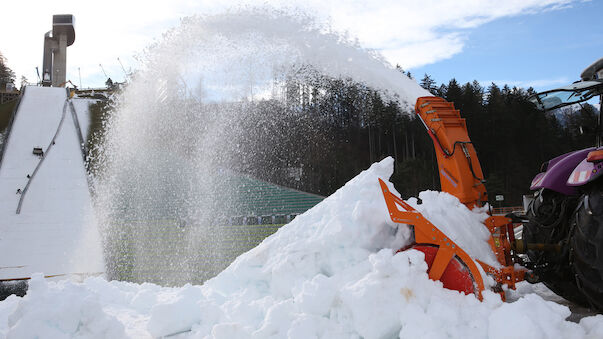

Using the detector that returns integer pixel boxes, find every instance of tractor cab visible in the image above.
[528,79,603,111]
[529,57,603,148]
[529,56,603,111]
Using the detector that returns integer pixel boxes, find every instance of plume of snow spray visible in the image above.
[93,7,429,286]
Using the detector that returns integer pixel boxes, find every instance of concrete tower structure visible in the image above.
[42,15,75,87]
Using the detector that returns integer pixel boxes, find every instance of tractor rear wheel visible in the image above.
[523,189,588,306]
[571,188,603,311]
[408,245,475,295]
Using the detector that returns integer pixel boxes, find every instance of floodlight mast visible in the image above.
[42,14,75,87]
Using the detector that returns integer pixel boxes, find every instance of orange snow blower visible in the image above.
[380,97,530,299]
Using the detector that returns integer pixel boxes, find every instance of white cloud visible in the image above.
[314,0,577,68]
[0,0,578,88]
[380,33,465,70]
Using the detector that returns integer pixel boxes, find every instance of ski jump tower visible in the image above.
[42,14,75,87]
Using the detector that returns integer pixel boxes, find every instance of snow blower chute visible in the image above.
[380,97,530,299]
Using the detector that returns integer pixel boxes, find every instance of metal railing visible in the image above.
[491,206,525,215]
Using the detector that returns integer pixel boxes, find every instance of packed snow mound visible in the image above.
[2,157,603,338]
[407,191,499,267]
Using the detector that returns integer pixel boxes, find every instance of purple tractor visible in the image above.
[523,57,603,310]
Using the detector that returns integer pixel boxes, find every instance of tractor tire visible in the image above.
[523,189,588,306]
[571,188,603,311]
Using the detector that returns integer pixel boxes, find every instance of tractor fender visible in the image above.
[567,155,603,187]
[530,148,595,195]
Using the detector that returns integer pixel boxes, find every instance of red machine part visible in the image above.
[403,245,475,295]
[587,149,603,162]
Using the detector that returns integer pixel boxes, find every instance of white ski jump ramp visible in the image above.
[0,86,104,281]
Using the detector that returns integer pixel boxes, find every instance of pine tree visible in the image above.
[0,51,16,90]
[420,74,437,95]
[444,79,462,103]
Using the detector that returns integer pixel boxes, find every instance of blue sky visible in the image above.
[410,0,603,91]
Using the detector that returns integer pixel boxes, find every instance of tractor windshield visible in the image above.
[529,80,603,111]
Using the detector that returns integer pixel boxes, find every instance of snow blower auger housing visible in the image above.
[380,97,530,299]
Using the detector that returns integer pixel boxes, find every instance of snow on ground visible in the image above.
[508,282,599,323]
[2,157,603,338]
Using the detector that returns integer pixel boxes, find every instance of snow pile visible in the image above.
[1,274,125,338]
[408,192,499,267]
[2,157,603,338]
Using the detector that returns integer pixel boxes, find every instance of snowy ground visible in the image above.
[508,282,598,323]
[1,157,603,338]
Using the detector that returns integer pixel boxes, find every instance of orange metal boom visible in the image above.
[379,97,529,299]
[415,96,527,287]
[415,97,488,208]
